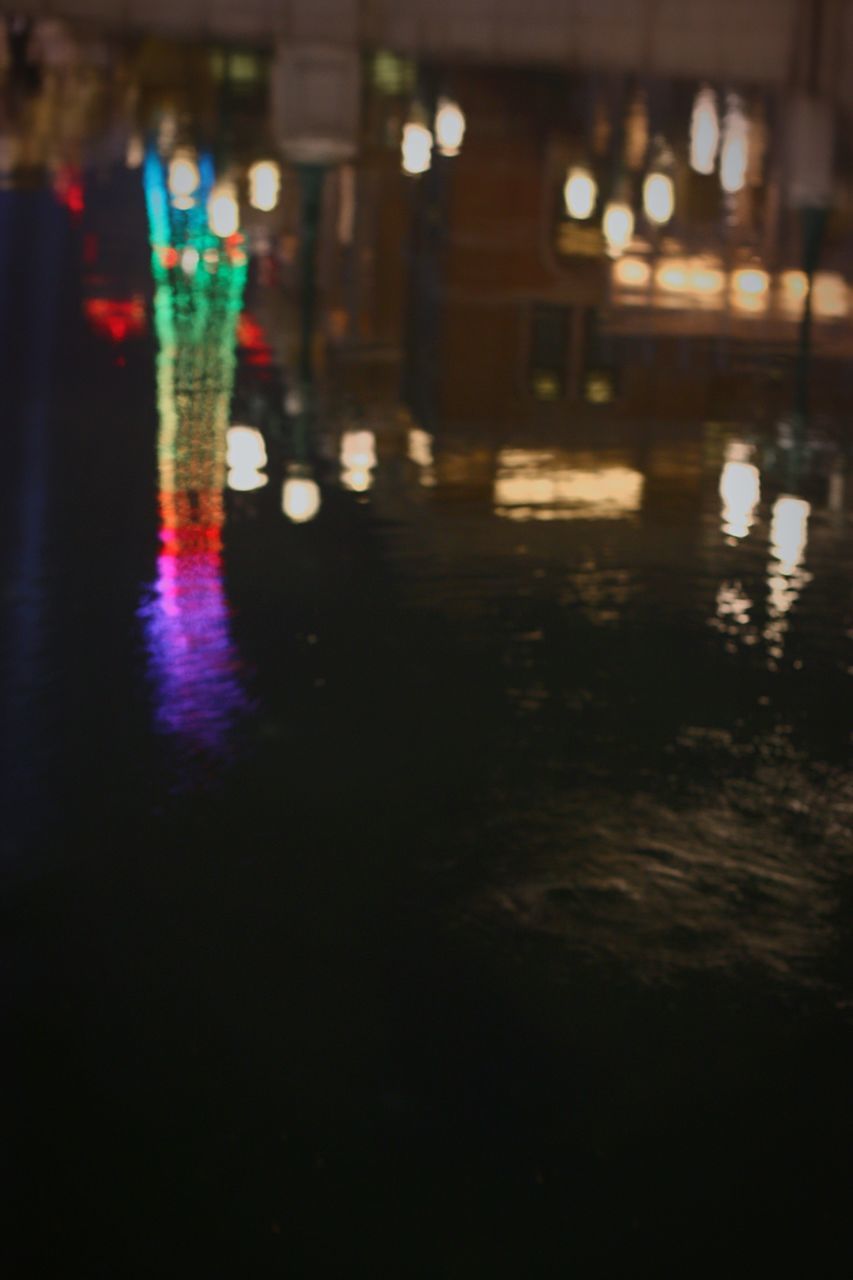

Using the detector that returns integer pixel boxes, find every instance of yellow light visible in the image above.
[731,267,769,314]
[248,160,281,212]
[434,97,465,157]
[564,166,598,220]
[208,183,240,238]
[126,133,144,170]
[602,201,635,257]
[407,428,434,468]
[720,93,748,195]
[770,495,810,575]
[168,150,200,200]
[643,172,674,225]
[812,271,849,319]
[282,473,321,523]
[340,430,377,492]
[690,85,719,175]
[613,256,651,288]
[779,270,808,317]
[655,259,690,293]
[401,122,432,176]
[689,258,725,297]
[719,455,760,538]
[494,451,643,520]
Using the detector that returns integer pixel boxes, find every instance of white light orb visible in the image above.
[249,160,281,212]
[564,166,597,220]
[435,98,466,157]
[401,122,433,176]
[168,150,200,200]
[643,172,674,225]
[602,200,635,257]
[208,183,240,238]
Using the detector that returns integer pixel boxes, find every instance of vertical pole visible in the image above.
[297,163,326,388]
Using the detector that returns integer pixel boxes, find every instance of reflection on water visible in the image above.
[719,445,761,539]
[765,496,812,665]
[137,144,249,759]
[340,429,377,493]
[494,449,644,521]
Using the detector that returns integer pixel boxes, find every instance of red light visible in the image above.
[84,297,146,344]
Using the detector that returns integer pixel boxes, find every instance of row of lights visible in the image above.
[226,426,382,522]
[167,150,282,236]
[401,97,466,176]
[563,159,675,256]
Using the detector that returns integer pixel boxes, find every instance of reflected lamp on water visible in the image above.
[690,85,719,175]
[283,468,321,523]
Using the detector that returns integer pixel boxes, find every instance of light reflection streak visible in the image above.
[494,451,643,521]
[340,430,377,493]
[139,146,249,759]
[764,496,812,662]
[719,446,760,539]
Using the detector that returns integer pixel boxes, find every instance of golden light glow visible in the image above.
[779,270,808,317]
[719,451,760,539]
[434,98,466,157]
[208,183,240,238]
[167,150,200,200]
[602,201,635,257]
[340,430,377,493]
[612,256,652,289]
[690,85,719,175]
[730,267,770,314]
[655,259,690,294]
[564,166,598,220]
[643,172,674,225]
[401,122,432,176]
[282,472,321,523]
[408,428,434,468]
[494,451,643,521]
[248,160,281,212]
[126,133,144,170]
[812,271,849,319]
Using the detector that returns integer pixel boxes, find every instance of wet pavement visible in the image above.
[2,40,853,1278]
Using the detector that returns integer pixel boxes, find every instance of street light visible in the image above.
[208,182,240,238]
[643,171,674,225]
[434,97,466,157]
[249,160,281,212]
[402,120,433,176]
[563,166,597,220]
[603,200,635,257]
[282,466,321,523]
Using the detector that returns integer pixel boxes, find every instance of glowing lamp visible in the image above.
[283,471,321,523]
[168,150,200,200]
[435,97,466,157]
[227,426,267,472]
[208,183,240,238]
[249,160,281,212]
[720,94,749,195]
[602,201,635,257]
[564,166,597,220]
[643,172,674,225]
[401,122,432,176]
[690,85,719,176]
